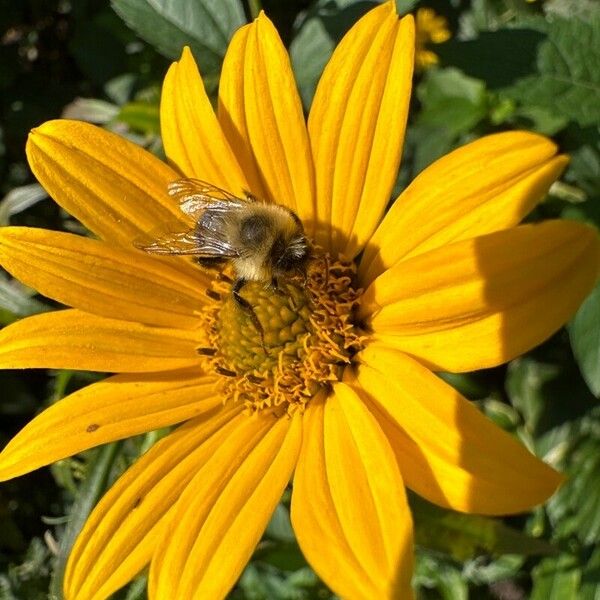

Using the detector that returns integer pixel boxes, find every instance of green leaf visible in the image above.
[416,67,488,134]
[118,101,160,135]
[414,552,469,600]
[62,98,120,124]
[436,29,546,89]
[105,73,137,105]
[0,538,52,600]
[510,105,569,136]
[531,554,581,600]
[411,495,556,562]
[580,546,600,600]
[545,0,600,19]
[290,0,379,108]
[265,503,295,543]
[290,16,334,108]
[111,0,245,75]
[437,372,491,400]
[569,281,600,397]
[501,16,600,127]
[568,140,600,199]
[463,554,525,586]
[49,443,122,600]
[0,275,50,325]
[395,0,418,14]
[407,67,487,175]
[255,540,308,572]
[506,355,595,437]
[123,574,148,600]
[547,419,600,545]
[236,563,325,600]
[0,183,47,225]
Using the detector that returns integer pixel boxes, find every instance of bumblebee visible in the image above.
[135,178,309,343]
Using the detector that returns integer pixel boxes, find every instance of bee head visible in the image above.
[271,233,309,275]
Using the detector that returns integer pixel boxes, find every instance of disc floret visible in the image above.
[198,253,365,416]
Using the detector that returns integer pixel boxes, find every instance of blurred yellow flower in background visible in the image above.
[0,2,598,599]
[415,6,451,69]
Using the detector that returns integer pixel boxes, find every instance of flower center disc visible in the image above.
[198,253,364,416]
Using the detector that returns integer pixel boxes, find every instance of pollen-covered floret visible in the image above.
[197,252,366,416]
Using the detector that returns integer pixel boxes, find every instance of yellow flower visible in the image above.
[0,2,598,599]
[415,7,451,69]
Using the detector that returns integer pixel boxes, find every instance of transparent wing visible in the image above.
[134,217,239,258]
[168,178,251,219]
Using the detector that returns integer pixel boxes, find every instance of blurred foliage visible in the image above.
[1,0,600,598]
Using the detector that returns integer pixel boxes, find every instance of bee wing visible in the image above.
[168,178,251,219]
[134,215,240,258]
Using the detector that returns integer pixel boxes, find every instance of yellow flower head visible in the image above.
[0,2,598,599]
[415,6,451,69]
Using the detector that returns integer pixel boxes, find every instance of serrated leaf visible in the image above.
[111,0,246,75]
[502,16,600,127]
[411,495,556,562]
[570,281,600,397]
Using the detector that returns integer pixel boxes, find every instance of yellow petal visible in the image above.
[291,390,414,600]
[308,3,414,255]
[150,410,302,600]
[355,344,563,514]
[0,369,222,482]
[65,405,242,600]
[218,14,316,229]
[362,221,600,372]
[26,120,187,247]
[160,47,248,194]
[360,131,567,283]
[0,309,202,373]
[0,227,209,329]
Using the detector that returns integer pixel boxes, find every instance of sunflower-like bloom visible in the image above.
[0,3,598,599]
[415,7,451,69]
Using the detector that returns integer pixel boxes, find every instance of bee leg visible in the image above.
[232,279,267,354]
[270,276,295,308]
